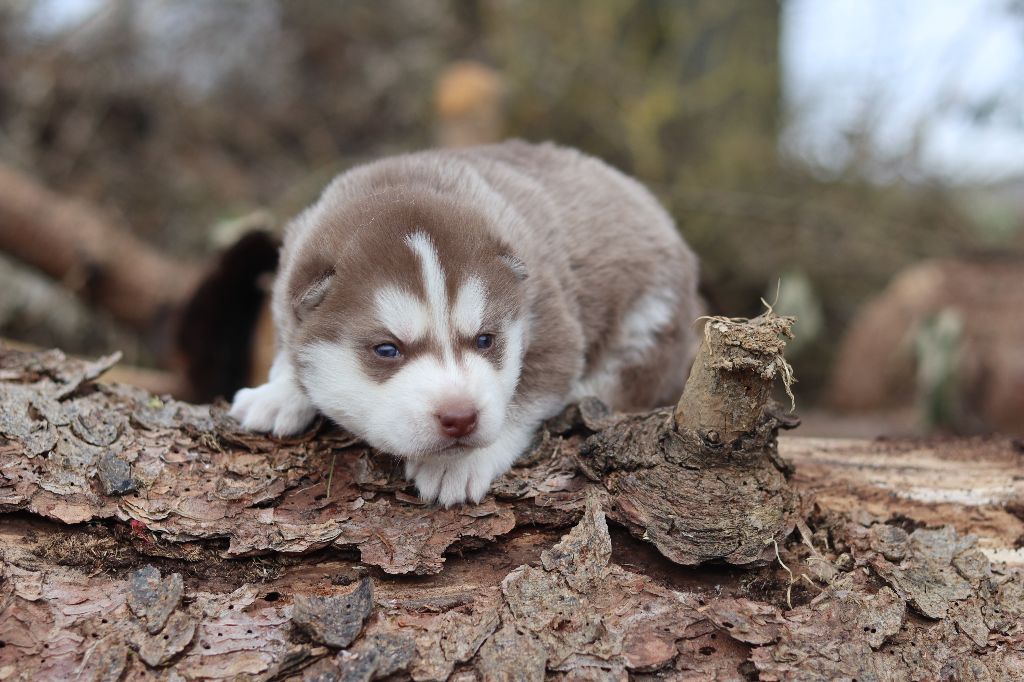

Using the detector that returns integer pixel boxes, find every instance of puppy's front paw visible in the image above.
[230,381,317,436]
[406,455,495,508]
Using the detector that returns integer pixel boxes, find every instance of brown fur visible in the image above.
[274,140,700,413]
[285,191,523,383]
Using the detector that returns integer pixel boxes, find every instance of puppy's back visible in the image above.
[456,141,701,410]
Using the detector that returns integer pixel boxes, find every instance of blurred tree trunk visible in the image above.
[0,163,200,333]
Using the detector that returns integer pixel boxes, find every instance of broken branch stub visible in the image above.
[675,312,795,444]
[576,311,802,566]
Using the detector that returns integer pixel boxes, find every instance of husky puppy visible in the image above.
[230,141,700,506]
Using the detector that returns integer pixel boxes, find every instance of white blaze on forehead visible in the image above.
[405,232,447,317]
[375,286,428,342]
[452,275,487,336]
[405,231,453,353]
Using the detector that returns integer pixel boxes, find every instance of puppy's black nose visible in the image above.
[437,408,478,438]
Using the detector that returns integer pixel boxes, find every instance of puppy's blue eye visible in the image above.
[475,334,494,350]
[373,343,400,358]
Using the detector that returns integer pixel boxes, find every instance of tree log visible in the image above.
[0,344,1022,680]
[827,257,1024,433]
[0,163,200,331]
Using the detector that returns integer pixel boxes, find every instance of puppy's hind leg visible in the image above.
[229,352,317,436]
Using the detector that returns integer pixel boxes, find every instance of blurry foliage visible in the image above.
[0,0,461,254]
[487,0,780,186]
[479,0,988,394]
[0,0,1018,398]
[914,309,966,431]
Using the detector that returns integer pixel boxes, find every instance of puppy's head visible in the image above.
[287,193,529,459]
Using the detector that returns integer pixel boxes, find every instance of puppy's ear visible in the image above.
[293,268,335,318]
[500,254,528,282]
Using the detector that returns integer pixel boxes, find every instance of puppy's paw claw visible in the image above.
[408,459,444,503]
[229,382,315,436]
[463,470,492,504]
[271,402,318,437]
[409,456,494,507]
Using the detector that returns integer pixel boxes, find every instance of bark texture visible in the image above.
[1,344,1022,680]
[674,313,795,442]
[576,312,802,566]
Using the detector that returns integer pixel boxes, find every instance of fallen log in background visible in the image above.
[828,256,1024,434]
[0,163,201,333]
[0,343,1022,680]
[0,163,286,402]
